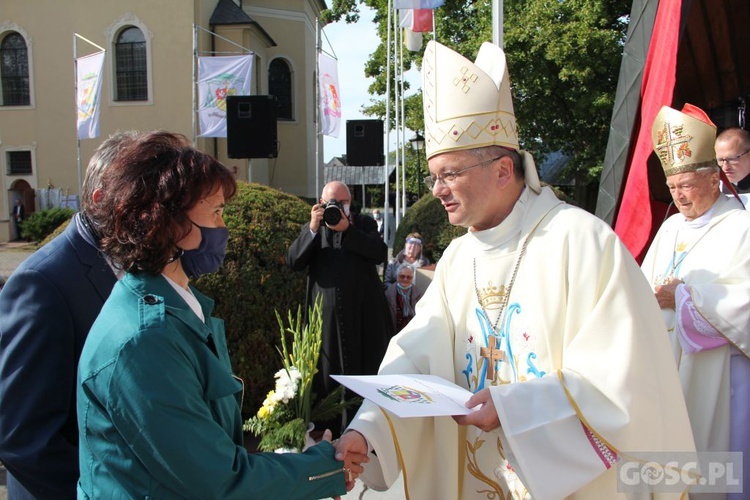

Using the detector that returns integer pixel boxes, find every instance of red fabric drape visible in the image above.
[614,0,684,263]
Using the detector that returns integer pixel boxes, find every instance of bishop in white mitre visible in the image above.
[337,41,696,499]
[641,104,750,500]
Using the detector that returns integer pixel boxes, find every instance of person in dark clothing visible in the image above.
[0,132,138,499]
[286,181,394,434]
[12,199,25,240]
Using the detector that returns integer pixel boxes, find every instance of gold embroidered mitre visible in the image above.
[422,41,518,160]
[651,104,717,177]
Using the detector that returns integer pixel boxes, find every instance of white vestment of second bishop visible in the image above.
[641,195,750,459]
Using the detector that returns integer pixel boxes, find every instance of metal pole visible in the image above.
[416,151,421,198]
[393,10,401,228]
[315,18,321,197]
[383,0,393,244]
[492,0,504,48]
[192,25,197,146]
[73,35,82,196]
[399,22,407,217]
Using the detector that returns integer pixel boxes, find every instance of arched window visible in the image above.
[114,26,147,101]
[0,32,30,106]
[269,58,293,120]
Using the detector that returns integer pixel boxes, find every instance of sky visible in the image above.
[321,8,380,159]
[321,7,420,160]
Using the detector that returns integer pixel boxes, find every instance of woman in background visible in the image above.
[384,263,424,333]
[383,232,430,287]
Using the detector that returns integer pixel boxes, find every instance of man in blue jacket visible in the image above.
[0,133,135,499]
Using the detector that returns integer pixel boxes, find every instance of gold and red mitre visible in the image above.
[652,104,718,177]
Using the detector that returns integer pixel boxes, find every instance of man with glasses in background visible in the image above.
[334,40,695,499]
[715,127,750,207]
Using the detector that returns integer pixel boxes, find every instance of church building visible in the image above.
[0,0,328,241]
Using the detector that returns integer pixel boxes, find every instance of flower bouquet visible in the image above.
[244,296,359,452]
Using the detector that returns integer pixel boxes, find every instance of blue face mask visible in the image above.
[180,223,229,278]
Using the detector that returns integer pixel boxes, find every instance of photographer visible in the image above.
[287,181,394,435]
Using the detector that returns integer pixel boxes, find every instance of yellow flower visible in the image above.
[257,405,269,419]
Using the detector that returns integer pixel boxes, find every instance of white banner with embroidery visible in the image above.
[197,55,253,137]
[318,52,342,138]
[76,51,105,140]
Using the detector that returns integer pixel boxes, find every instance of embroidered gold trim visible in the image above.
[465,435,505,498]
[380,408,410,500]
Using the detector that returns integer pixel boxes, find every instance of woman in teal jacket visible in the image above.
[77,131,364,499]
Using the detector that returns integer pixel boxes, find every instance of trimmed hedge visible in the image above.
[193,182,310,417]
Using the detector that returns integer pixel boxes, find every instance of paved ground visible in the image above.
[0,240,35,283]
[0,241,405,499]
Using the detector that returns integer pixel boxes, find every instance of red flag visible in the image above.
[412,9,433,32]
[614,0,683,263]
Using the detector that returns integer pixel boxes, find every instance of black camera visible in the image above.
[323,199,344,226]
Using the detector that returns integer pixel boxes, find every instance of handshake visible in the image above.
[318,429,370,493]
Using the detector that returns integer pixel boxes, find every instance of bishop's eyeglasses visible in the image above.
[424,156,503,191]
[716,148,750,166]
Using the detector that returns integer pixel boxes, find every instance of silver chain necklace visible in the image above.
[472,235,530,333]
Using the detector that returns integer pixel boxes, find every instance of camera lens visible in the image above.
[323,204,342,225]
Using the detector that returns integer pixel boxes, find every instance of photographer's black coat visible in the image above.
[286,213,394,432]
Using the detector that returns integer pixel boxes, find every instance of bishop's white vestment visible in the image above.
[641,195,750,496]
[349,186,696,499]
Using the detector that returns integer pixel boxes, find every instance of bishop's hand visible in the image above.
[333,430,369,491]
[654,278,683,310]
[453,388,500,432]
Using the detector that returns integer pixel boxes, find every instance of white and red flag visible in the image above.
[393,0,444,9]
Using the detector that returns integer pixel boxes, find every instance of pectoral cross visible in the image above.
[480,342,506,380]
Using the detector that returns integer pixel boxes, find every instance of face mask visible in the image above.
[397,282,413,290]
[181,223,229,278]
[343,203,351,216]
[373,213,382,220]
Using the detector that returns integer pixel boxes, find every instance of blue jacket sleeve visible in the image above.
[0,269,79,499]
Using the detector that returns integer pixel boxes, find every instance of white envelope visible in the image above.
[332,374,477,418]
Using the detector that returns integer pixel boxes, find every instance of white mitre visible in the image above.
[422,40,540,193]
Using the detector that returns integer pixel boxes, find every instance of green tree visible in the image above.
[323,0,630,212]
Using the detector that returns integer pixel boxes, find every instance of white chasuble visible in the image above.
[641,195,750,457]
[350,187,696,499]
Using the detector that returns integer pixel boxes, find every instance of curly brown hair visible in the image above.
[90,131,237,274]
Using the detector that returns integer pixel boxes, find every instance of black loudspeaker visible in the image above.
[346,119,384,166]
[226,95,278,159]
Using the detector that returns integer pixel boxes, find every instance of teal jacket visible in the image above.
[77,273,346,499]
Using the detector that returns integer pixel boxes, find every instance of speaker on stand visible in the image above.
[226,95,278,159]
[346,119,384,166]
